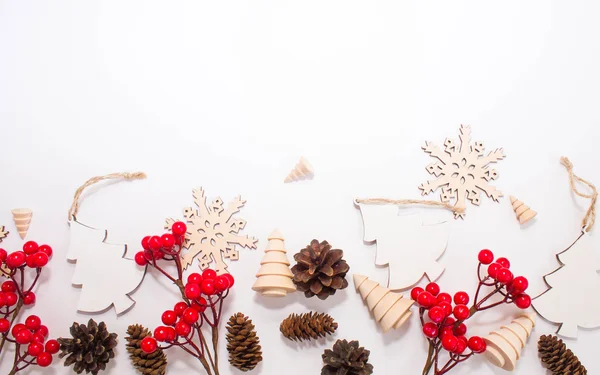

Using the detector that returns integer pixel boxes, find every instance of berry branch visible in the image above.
[134,222,234,375]
[412,249,531,375]
[0,241,59,374]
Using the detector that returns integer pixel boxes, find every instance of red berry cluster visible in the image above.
[0,241,52,273]
[477,249,531,309]
[1,315,59,367]
[134,222,187,266]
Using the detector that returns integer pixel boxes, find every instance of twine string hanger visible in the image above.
[68,172,147,220]
[354,198,464,215]
[561,157,597,232]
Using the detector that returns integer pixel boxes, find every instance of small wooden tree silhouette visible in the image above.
[252,229,296,297]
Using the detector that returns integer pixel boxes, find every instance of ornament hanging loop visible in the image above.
[354,198,465,215]
[68,172,147,220]
[561,156,597,231]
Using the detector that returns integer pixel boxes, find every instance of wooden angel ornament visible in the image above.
[11,208,33,239]
[252,229,296,297]
[484,314,536,371]
[284,157,314,183]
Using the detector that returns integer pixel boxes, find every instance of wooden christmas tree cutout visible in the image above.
[252,229,296,297]
[284,157,314,183]
[419,125,505,218]
[0,225,7,243]
[509,196,537,225]
[165,188,258,275]
[353,274,413,333]
[356,203,450,290]
[484,314,535,371]
[11,208,32,239]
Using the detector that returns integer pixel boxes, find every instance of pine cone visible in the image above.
[125,324,167,375]
[322,339,373,375]
[280,312,338,342]
[291,239,350,300]
[226,313,263,372]
[58,319,118,375]
[538,334,587,375]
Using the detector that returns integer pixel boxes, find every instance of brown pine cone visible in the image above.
[291,239,350,300]
[226,313,263,372]
[125,324,167,375]
[322,339,373,375]
[280,312,338,342]
[538,334,587,375]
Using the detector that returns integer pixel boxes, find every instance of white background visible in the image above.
[1,1,599,374]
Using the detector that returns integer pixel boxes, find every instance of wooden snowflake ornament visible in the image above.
[419,125,505,218]
[0,225,7,242]
[165,188,258,275]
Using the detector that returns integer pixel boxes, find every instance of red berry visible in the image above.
[425,282,440,296]
[0,249,6,262]
[496,268,514,284]
[141,236,151,250]
[161,310,178,326]
[214,275,229,292]
[33,252,48,268]
[201,280,215,295]
[161,234,175,249]
[36,325,49,338]
[175,321,191,337]
[453,305,470,320]
[411,287,424,301]
[166,327,176,342]
[6,251,26,268]
[28,342,44,356]
[172,222,187,236]
[453,291,469,305]
[443,317,456,326]
[455,336,468,354]
[31,333,45,343]
[140,337,158,353]
[5,292,17,306]
[25,315,41,330]
[148,236,162,251]
[442,335,458,351]
[183,307,199,325]
[36,352,52,367]
[2,281,16,293]
[202,269,217,281]
[436,292,452,304]
[510,276,529,294]
[23,241,39,255]
[185,283,201,300]
[438,302,453,317]
[428,306,445,323]
[187,273,203,285]
[23,292,35,305]
[439,326,453,337]
[468,336,486,353]
[0,318,10,333]
[423,322,439,338]
[174,302,188,316]
[38,245,53,258]
[45,339,59,354]
[417,291,435,308]
[514,294,531,309]
[12,323,26,337]
[191,302,207,313]
[26,255,36,268]
[0,293,5,307]
[453,323,467,336]
[222,273,235,288]
[15,329,33,344]
[478,249,494,264]
[135,251,147,266]
[496,257,510,269]
[154,326,169,342]
[487,263,501,278]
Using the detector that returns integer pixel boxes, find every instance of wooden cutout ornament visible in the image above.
[11,208,32,239]
[165,188,258,275]
[0,225,7,242]
[356,202,450,290]
[484,314,536,371]
[353,274,413,333]
[419,125,506,218]
[509,196,537,225]
[252,229,296,297]
[284,157,314,183]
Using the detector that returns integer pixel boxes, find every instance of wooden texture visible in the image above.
[252,229,296,297]
[353,274,413,333]
[0,225,7,243]
[509,196,537,224]
[11,208,32,239]
[356,203,450,290]
[483,314,535,371]
[284,157,314,183]
[419,125,505,218]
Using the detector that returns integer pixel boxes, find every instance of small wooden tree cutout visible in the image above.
[353,274,413,333]
[252,229,296,297]
[0,225,8,243]
[165,188,258,275]
[509,196,537,225]
[484,314,535,371]
[284,157,314,183]
[419,125,506,218]
[11,208,32,239]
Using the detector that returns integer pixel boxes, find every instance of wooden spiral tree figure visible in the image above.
[483,314,536,371]
[353,274,413,332]
[11,208,33,239]
[509,196,537,225]
[284,157,314,183]
[252,229,296,297]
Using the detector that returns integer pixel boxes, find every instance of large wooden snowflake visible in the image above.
[418,125,505,218]
[165,188,258,274]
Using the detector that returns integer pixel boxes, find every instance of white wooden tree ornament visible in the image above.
[419,125,506,218]
[353,274,413,333]
[483,314,535,371]
[356,203,450,290]
[67,218,146,314]
[252,229,296,297]
[284,157,314,183]
[165,188,258,275]
[11,208,32,239]
[509,196,537,225]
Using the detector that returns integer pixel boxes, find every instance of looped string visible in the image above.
[354,198,464,214]
[561,157,597,231]
[68,172,147,220]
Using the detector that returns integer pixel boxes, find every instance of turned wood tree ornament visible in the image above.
[484,314,536,371]
[509,196,537,225]
[284,157,314,183]
[353,274,413,332]
[252,229,296,297]
[11,208,33,239]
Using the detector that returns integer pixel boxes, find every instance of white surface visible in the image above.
[1,1,600,374]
